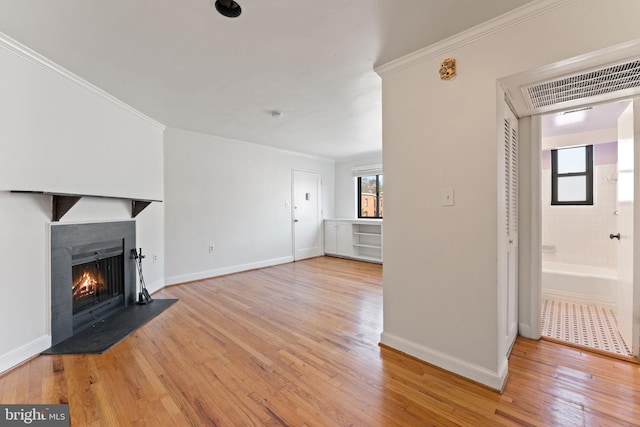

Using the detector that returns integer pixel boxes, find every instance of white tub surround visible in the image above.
[541,143,619,269]
[542,262,617,309]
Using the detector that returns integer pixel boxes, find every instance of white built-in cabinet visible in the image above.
[324,219,382,263]
[324,220,351,257]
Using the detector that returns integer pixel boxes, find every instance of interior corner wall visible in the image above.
[379,0,640,389]
[334,152,382,218]
[0,38,165,373]
[163,127,335,285]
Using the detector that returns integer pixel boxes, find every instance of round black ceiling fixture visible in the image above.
[215,0,242,18]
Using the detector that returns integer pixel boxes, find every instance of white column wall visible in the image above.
[378,0,640,389]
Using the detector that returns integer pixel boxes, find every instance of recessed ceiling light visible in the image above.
[214,0,242,18]
[562,106,592,115]
[554,108,588,126]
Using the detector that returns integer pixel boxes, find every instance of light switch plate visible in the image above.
[442,187,454,206]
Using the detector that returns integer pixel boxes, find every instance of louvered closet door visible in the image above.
[504,107,519,351]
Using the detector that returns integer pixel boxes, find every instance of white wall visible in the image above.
[0,34,164,373]
[378,0,640,389]
[164,128,334,284]
[334,152,382,218]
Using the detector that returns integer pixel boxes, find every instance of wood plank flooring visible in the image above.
[1,256,640,426]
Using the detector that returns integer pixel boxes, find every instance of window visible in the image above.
[551,145,593,205]
[358,175,383,218]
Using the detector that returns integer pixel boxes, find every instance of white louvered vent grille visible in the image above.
[510,126,518,236]
[524,60,640,109]
[504,118,511,236]
[503,114,518,238]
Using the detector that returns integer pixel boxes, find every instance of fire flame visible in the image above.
[72,270,100,300]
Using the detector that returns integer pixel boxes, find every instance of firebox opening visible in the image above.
[72,260,121,314]
[72,267,104,312]
[71,240,125,332]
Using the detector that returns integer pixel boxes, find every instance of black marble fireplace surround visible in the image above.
[50,221,136,346]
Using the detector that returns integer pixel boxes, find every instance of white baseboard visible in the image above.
[0,335,51,375]
[542,290,616,309]
[380,331,507,391]
[496,356,509,392]
[164,256,294,286]
[519,323,541,340]
[146,279,165,295]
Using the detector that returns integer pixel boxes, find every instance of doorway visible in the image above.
[498,40,640,360]
[292,170,323,261]
[539,100,633,357]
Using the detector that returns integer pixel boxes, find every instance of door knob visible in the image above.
[294,219,299,222]
[610,233,621,240]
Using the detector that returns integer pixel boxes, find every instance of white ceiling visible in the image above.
[541,100,631,139]
[0,0,533,159]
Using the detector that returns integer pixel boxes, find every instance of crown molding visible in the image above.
[374,0,574,77]
[0,31,165,130]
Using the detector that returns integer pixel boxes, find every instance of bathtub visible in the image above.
[541,262,617,308]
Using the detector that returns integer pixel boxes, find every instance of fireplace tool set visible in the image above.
[132,248,153,305]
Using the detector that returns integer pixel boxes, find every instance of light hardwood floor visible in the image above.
[1,257,639,426]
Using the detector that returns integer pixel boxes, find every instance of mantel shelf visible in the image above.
[10,190,162,222]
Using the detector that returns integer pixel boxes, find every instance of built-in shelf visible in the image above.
[353,255,382,263]
[11,190,162,222]
[352,243,382,249]
[351,223,382,262]
[324,219,382,263]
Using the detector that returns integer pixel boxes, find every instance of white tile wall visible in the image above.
[541,163,618,268]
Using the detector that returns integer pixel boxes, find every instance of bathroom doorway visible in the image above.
[539,99,633,357]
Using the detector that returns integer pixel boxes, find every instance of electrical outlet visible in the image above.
[208,244,215,253]
[153,254,158,263]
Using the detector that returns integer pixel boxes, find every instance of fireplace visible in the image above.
[71,240,125,331]
[50,221,136,346]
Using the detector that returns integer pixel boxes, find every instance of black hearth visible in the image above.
[50,221,136,346]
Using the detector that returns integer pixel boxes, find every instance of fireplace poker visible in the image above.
[132,248,153,304]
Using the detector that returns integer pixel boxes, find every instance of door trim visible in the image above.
[521,115,542,340]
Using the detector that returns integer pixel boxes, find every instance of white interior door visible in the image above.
[293,170,323,261]
[616,101,639,356]
[503,106,519,353]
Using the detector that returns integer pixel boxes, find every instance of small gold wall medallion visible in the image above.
[439,58,456,80]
